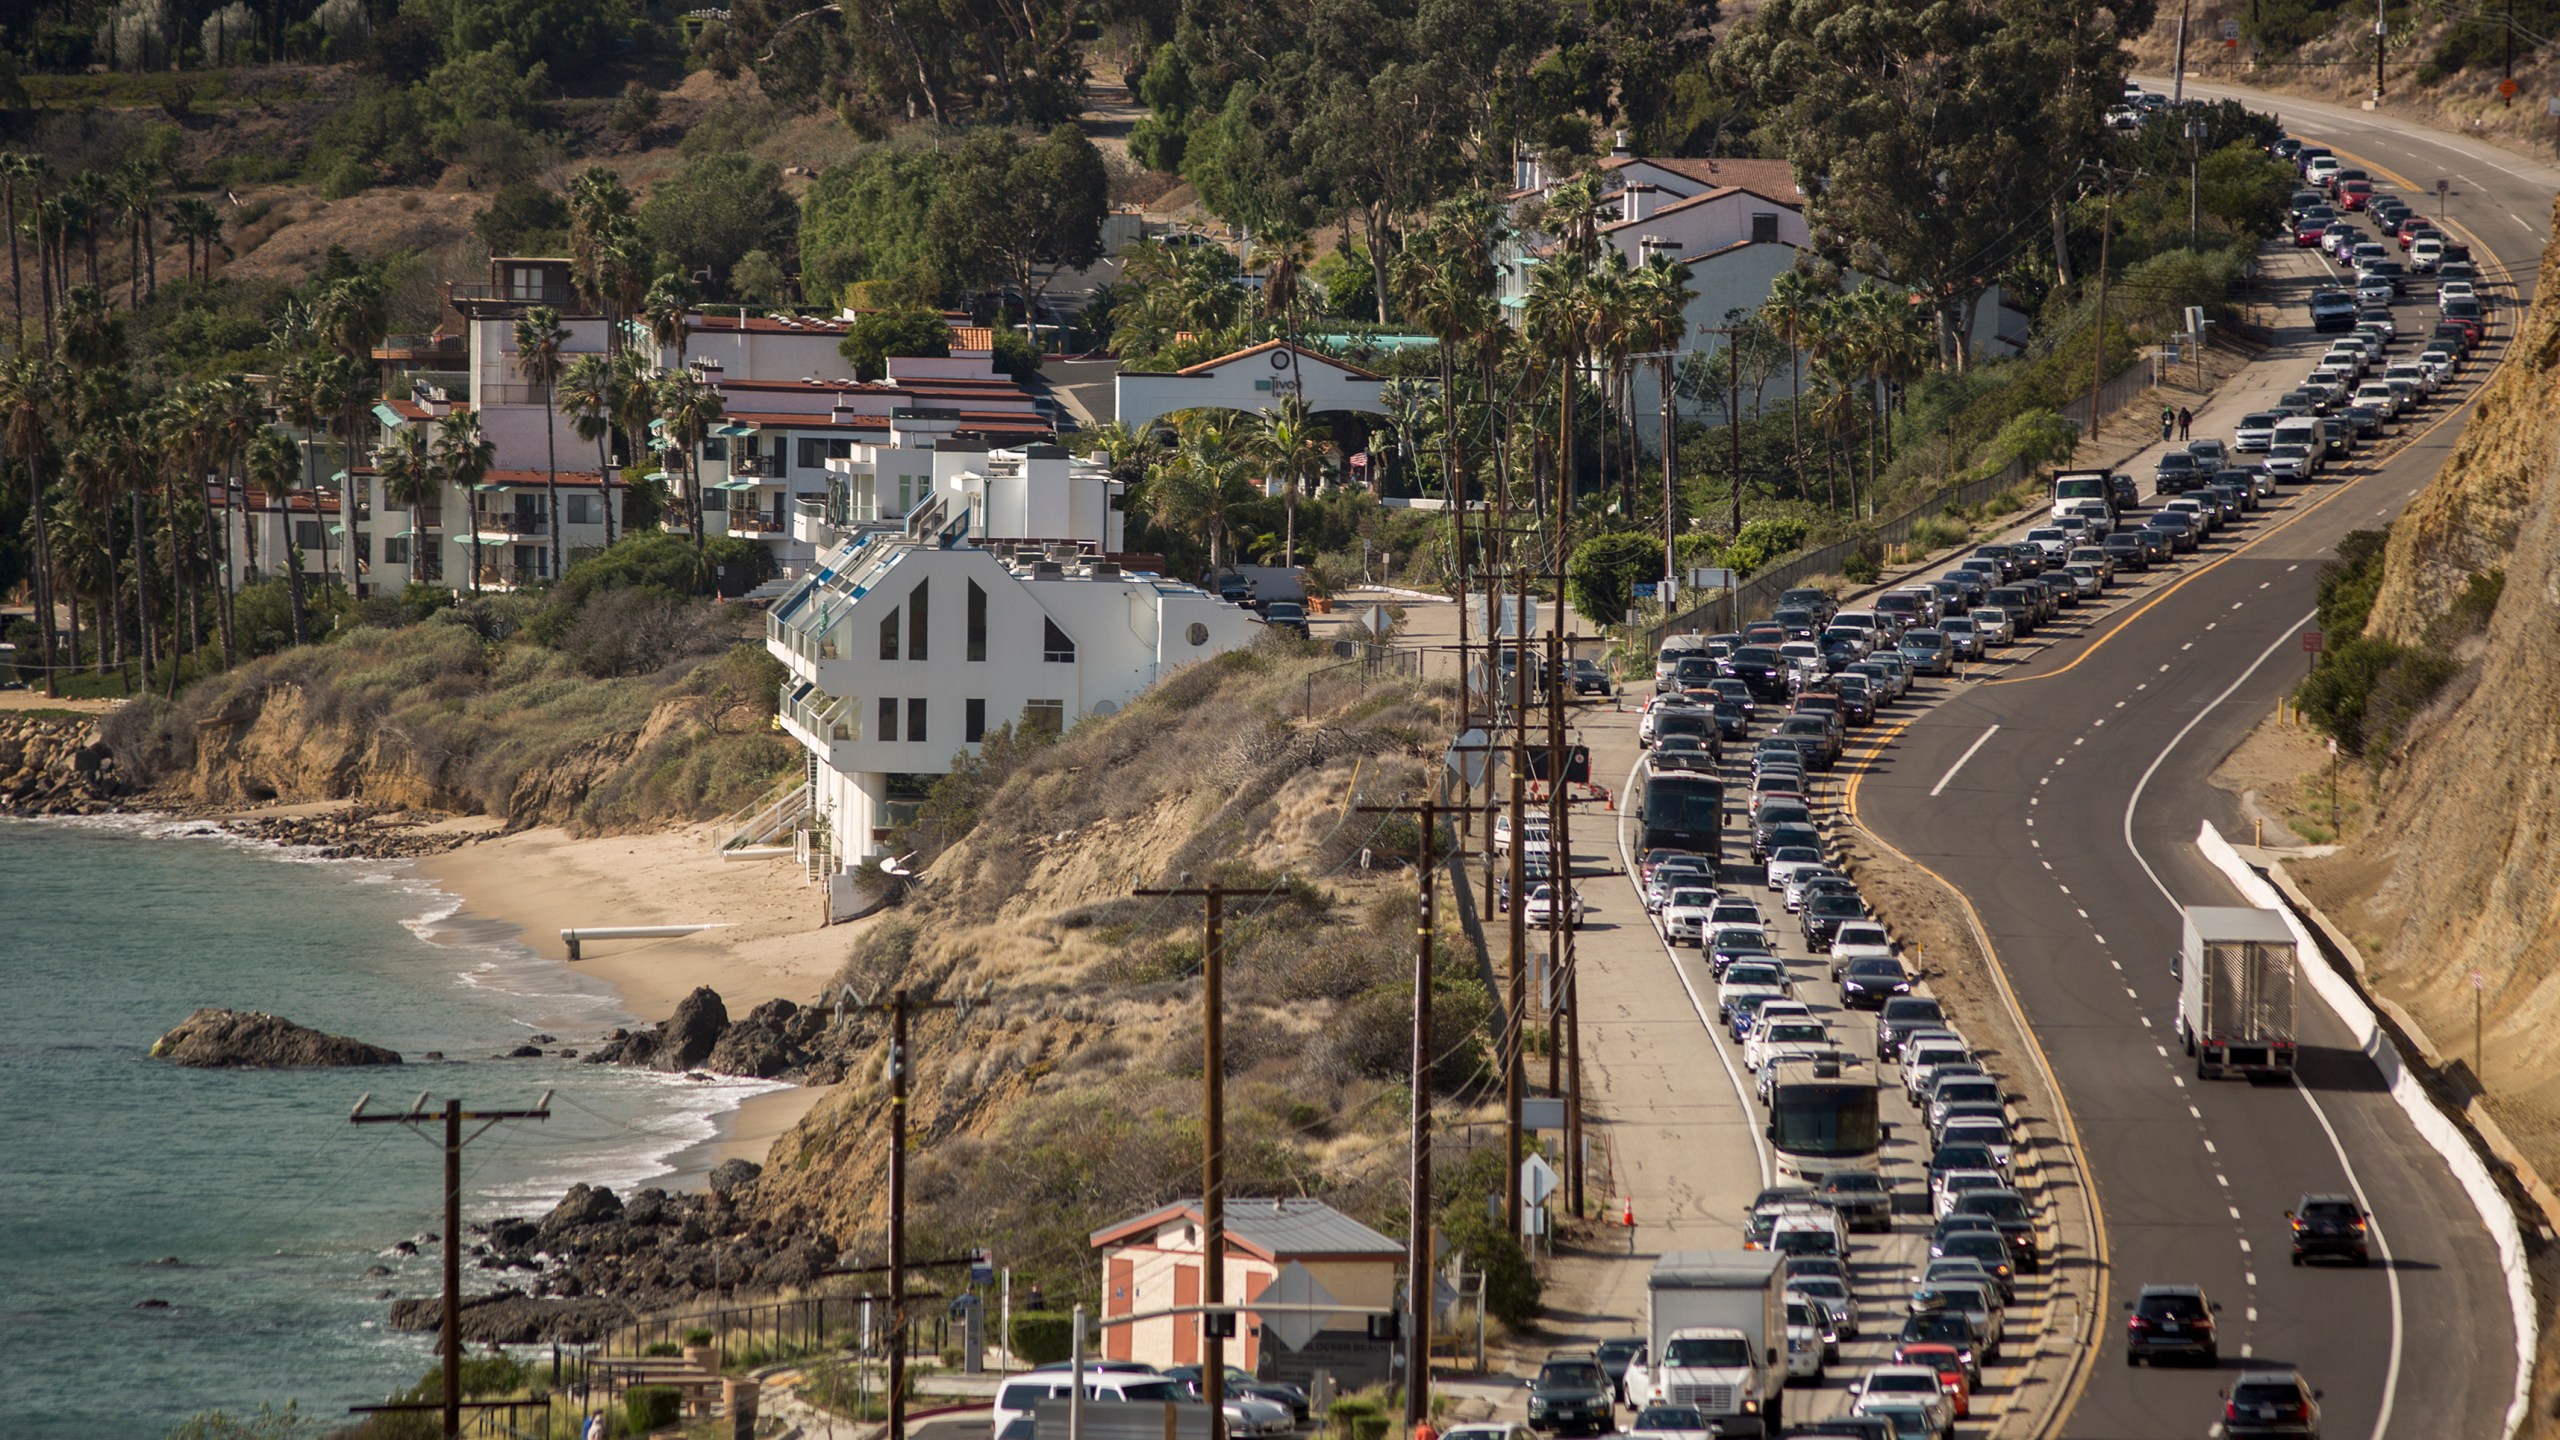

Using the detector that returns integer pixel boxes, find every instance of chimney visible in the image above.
[831,393,857,427]
[1612,129,1632,158]
[1623,184,1649,224]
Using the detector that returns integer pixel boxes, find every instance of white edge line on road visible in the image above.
[2121,609,2409,1440]
[1617,750,1772,1184]
[1929,723,2001,797]
[2201,823,2535,1440]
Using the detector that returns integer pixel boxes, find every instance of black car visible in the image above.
[1569,659,1615,696]
[1593,1337,1648,1405]
[1263,601,1309,637]
[2287,1194,2370,1264]
[2107,473,2141,512]
[2144,514,2197,554]
[1877,996,1948,1060]
[1815,1169,1895,1233]
[1713,701,1751,741]
[1928,1227,2017,1301]
[1946,1188,2039,1273]
[1787,1420,1893,1440]
[2222,1370,2322,1440]
[2102,532,2150,572]
[2124,1284,2220,1365]
[1723,646,1790,700]
[1897,1308,1985,1379]
[1163,1366,1310,1421]
[1837,955,1912,1009]
[1528,1355,1615,1435]
[1800,891,1867,946]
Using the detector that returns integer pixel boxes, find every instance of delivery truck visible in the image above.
[2049,469,2117,530]
[1620,1251,1788,1436]
[2176,905,2299,1080]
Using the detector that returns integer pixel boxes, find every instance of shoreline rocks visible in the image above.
[587,987,843,1082]
[151,1008,403,1068]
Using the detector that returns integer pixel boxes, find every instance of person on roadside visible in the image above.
[2178,406,2193,441]
[2160,405,2175,440]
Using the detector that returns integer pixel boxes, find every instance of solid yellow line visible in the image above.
[1840,722,2110,1440]
[1979,329,2500,689]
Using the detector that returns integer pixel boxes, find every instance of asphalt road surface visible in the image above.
[1847,84,2552,1440]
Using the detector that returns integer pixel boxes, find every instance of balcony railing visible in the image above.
[476,511,549,536]
[726,509,785,535]
[730,454,779,479]
[474,561,547,589]
[448,281,583,307]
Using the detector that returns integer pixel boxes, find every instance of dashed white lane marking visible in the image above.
[2073,736,2086,746]
[2159,1044,2171,1057]
[2260,581,2273,589]
[2115,960,2126,971]
[2217,1173,2231,1187]
[2288,564,2300,572]
[2094,718,2106,726]
[2232,601,2245,610]
[2240,1238,2253,1253]
[2138,682,2149,690]
[2519,215,2539,232]
[2206,623,2217,632]
[2159,663,2171,672]
[2229,1206,2242,1219]
[2246,1271,2258,1287]
[2248,1307,2260,1323]
[2116,700,2127,707]
[2058,884,2072,895]
[2142,1015,2155,1028]
[2043,860,2055,870]
[2207,1141,2219,1155]
[2077,908,2090,919]
[2244,1343,2256,1359]
[2095,933,2107,945]
[2183,642,2194,651]
[2175,1075,2188,1088]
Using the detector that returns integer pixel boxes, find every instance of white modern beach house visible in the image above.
[763,430,1260,888]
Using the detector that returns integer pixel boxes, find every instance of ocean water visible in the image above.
[0,817,781,1438]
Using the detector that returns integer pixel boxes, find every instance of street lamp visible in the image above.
[2185,117,2209,242]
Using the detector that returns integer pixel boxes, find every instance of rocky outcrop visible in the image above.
[586,987,731,1071]
[0,713,132,816]
[388,1289,636,1345]
[704,999,829,1079]
[150,1008,402,1067]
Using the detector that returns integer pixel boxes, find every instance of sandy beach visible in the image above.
[416,821,864,1178]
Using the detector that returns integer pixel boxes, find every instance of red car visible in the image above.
[1893,1343,1975,1416]
[2337,179,2373,210]
[2293,219,2327,247]
[2396,215,2439,249]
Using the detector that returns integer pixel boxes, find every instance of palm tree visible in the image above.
[205,377,261,664]
[1,153,32,351]
[1149,421,1262,569]
[1628,254,1697,549]
[567,168,635,339]
[61,169,111,290]
[512,306,570,580]
[433,410,495,595]
[1079,420,1163,485]
[609,347,658,531]
[116,163,158,305]
[1760,268,1827,486]
[167,197,224,282]
[653,368,726,555]
[273,357,331,600]
[63,427,125,677]
[1,356,60,695]
[1249,398,1327,568]
[248,426,308,644]
[558,353,618,545]
[373,421,438,589]
[1523,260,1598,533]
[643,271,696,369]
[313,278,386,576]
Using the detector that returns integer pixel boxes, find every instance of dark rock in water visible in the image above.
[135,1298,169,1309]
[388,1289,634,1345]
[422,1051,444,1061]
[392,1240,420,1256]
[376,1289,395,1300]
[556,1048,578,1059]
[706,1159,762,1200]
[529,1034,556,1045]
[589,988,731,1072]
[150,1009,401,1068]
[365,1264,393,1278]
[418,1232,439,1244]
[487,1217,539,1255]
[147,1256,183,1267]
[623,1188,670,1226]
[502,1044,542,1058]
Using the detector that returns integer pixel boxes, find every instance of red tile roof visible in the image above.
[685,314,854,335]
[1600,183,1802,235]
[1606,155,1804,203]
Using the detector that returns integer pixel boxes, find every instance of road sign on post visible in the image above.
[1520,1153,1560,1209]
[1445,727,1494,789]
[1261,1262,1341,1352]
[2302,631,2324,653]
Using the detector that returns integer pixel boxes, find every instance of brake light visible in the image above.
[2127,1316,2149,1330]
[2226,1402,2242,1421]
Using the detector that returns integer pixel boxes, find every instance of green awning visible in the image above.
[456,533,513,546]
[642,469,674,483]
[327,523,348,536]
[649,417,669,432]
[648,436,680,452]
[712,421,759,438]
[711,477,759,491]
[330,470,350,485]
[472,481,513,492]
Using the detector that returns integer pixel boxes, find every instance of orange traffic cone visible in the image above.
[1623,1197,1635,1227]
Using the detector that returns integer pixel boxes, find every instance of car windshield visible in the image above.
[1810,895,1864,916]
[1934,1144,1995,1170]
[1767,1022,1827,1043]
[2232,1382,2305,1408]
[1771,847,1824,864]
[1827,1171,1888,1193]
[1943,1234,2007,1262]
[1635,1409,1704,1430]
[1868,1372,1939,1393]
[1662,1337,1753,1367]
[1955,1192,2029,1222]
[1119,1382,1187,1403]
[2138,1292,2207,1319]
[1846,958,1904,978]
[2301,1200,2359,1222]
[1539,1362,1604,1389]
[1885,999,1944,1024]
[1726,964,1786,987]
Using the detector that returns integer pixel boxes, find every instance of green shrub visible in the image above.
[1906,514,1969,551]
[1840,542,1883,584]
[1010,1310,1076,1366]
[626,1384,681,1431]
[1566,531,1665,625]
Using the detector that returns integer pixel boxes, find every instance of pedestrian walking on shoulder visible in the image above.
[2160,406,2175,441]
[2178,406,2193,441]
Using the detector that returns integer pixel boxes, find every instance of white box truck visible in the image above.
[2176,906,2299,1080]
[1621,1251,1788,1435]
[2049,469,2116,530]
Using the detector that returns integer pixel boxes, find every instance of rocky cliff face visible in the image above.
[2307,197,2560,1081]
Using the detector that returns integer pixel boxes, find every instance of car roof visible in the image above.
[2136,1282,2206,1297]
[2297,1192,2358,1207]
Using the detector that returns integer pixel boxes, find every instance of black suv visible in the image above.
[1528,1354,1614,1435]
[1877,996,1948,1061]
[2287,1194,2370,1265]
[2124,1283,2221,1365]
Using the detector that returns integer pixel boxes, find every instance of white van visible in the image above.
[993,1367,1191,1433]
[2270,417,2325,471]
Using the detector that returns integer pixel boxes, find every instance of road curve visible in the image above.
[1854,86,2546,1440]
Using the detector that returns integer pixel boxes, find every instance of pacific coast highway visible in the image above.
[1846,83,2554,1440]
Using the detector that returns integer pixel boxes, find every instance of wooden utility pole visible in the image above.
[351,1093,553,1440]
[1132,878,1296,1440]
[2087,166,2116,441]
[1356,795,1443,1429]
[844,985,988,1440]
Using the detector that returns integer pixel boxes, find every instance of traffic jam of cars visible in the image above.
[1509,121,2442,1440]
